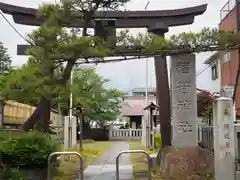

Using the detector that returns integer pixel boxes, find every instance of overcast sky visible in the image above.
[0,0,229,92]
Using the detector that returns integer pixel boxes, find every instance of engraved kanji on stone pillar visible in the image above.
[170,54,198,148]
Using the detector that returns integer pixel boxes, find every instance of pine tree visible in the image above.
[0,42,11,75]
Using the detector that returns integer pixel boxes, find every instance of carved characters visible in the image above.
[176,100,192,112]
[175,60,191,73]
[176,80,191,94]
[222,110,232,157]
[177,121,193,133]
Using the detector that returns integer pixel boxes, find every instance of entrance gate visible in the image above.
[47,150,151,180]
[116,150,152,180]
[47,151,84,180]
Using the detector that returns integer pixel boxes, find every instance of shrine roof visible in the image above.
[122,96,157,116]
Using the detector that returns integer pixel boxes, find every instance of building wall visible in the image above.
[219,5,237,31]
[201,55,221,94]
[210,60,221,94]
[219,4,240,114]
[219,5,238,88]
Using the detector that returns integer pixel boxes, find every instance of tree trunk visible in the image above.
[21,97,51,132]
[154,55,171,147]
[35,98,51,133]
[0,100,5,128]
[20,4,100,133]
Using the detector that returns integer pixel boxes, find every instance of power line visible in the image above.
[0,11,27,41]
[196,64,210,77]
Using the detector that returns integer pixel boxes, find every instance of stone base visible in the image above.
[159,147,214,180]
[150,153,158,169]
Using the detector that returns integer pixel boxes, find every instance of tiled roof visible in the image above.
[122,96,157,116]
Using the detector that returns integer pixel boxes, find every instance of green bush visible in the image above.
[0,131,59,168]
[154,134,162,149]
[0,129,19,142]
[0,167,27,180]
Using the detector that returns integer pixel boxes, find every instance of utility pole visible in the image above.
[144,0,150,148]
[68,70,73,147]
[145,0,150,107]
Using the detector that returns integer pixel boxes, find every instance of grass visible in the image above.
[129,141,162,180]
[53,140,112,180]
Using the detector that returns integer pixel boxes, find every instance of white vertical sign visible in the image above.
[213,97,235,180]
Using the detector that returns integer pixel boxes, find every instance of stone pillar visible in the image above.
[171,54,198,148]
[64,116,69,150]
[109,125,113,140]
[213,97,235,180]
[129,128,132,139]
[71,116,77,147]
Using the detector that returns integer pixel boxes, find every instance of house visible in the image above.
[122,87,157,129]
[125,87,157,97]
[203,52,221,94]
[122,87,205,128]
[218,0,240,116]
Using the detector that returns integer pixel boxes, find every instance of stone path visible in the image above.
[83,141,132,180]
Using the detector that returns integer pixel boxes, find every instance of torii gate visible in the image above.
[0,2,207,147]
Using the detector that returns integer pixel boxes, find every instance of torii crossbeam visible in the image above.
[0,2,207,56]
[0,2,206,28]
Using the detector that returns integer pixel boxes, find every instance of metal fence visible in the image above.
[197,124,214,151]
[220,0,236,21]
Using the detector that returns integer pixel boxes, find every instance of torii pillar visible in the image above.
[148,25,171,147]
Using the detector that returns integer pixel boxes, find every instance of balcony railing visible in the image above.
[220,0,236,21]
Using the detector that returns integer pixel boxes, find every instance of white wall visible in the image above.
[197,58,221,94]
[210,60,221,94]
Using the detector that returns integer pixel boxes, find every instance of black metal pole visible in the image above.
[79,113,83,150]
[150,108,153,148]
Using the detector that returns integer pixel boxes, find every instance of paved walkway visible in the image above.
[83,141,132,180]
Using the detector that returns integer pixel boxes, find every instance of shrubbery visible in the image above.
[0,131,59,179]
[0,131,59,168]
[154,134,162,149]
[0,167,27,180]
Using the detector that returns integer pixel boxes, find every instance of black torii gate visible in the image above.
[0,2,207,146]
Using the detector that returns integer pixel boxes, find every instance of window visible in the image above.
[211,64,218,80]
[223,51,230,63]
